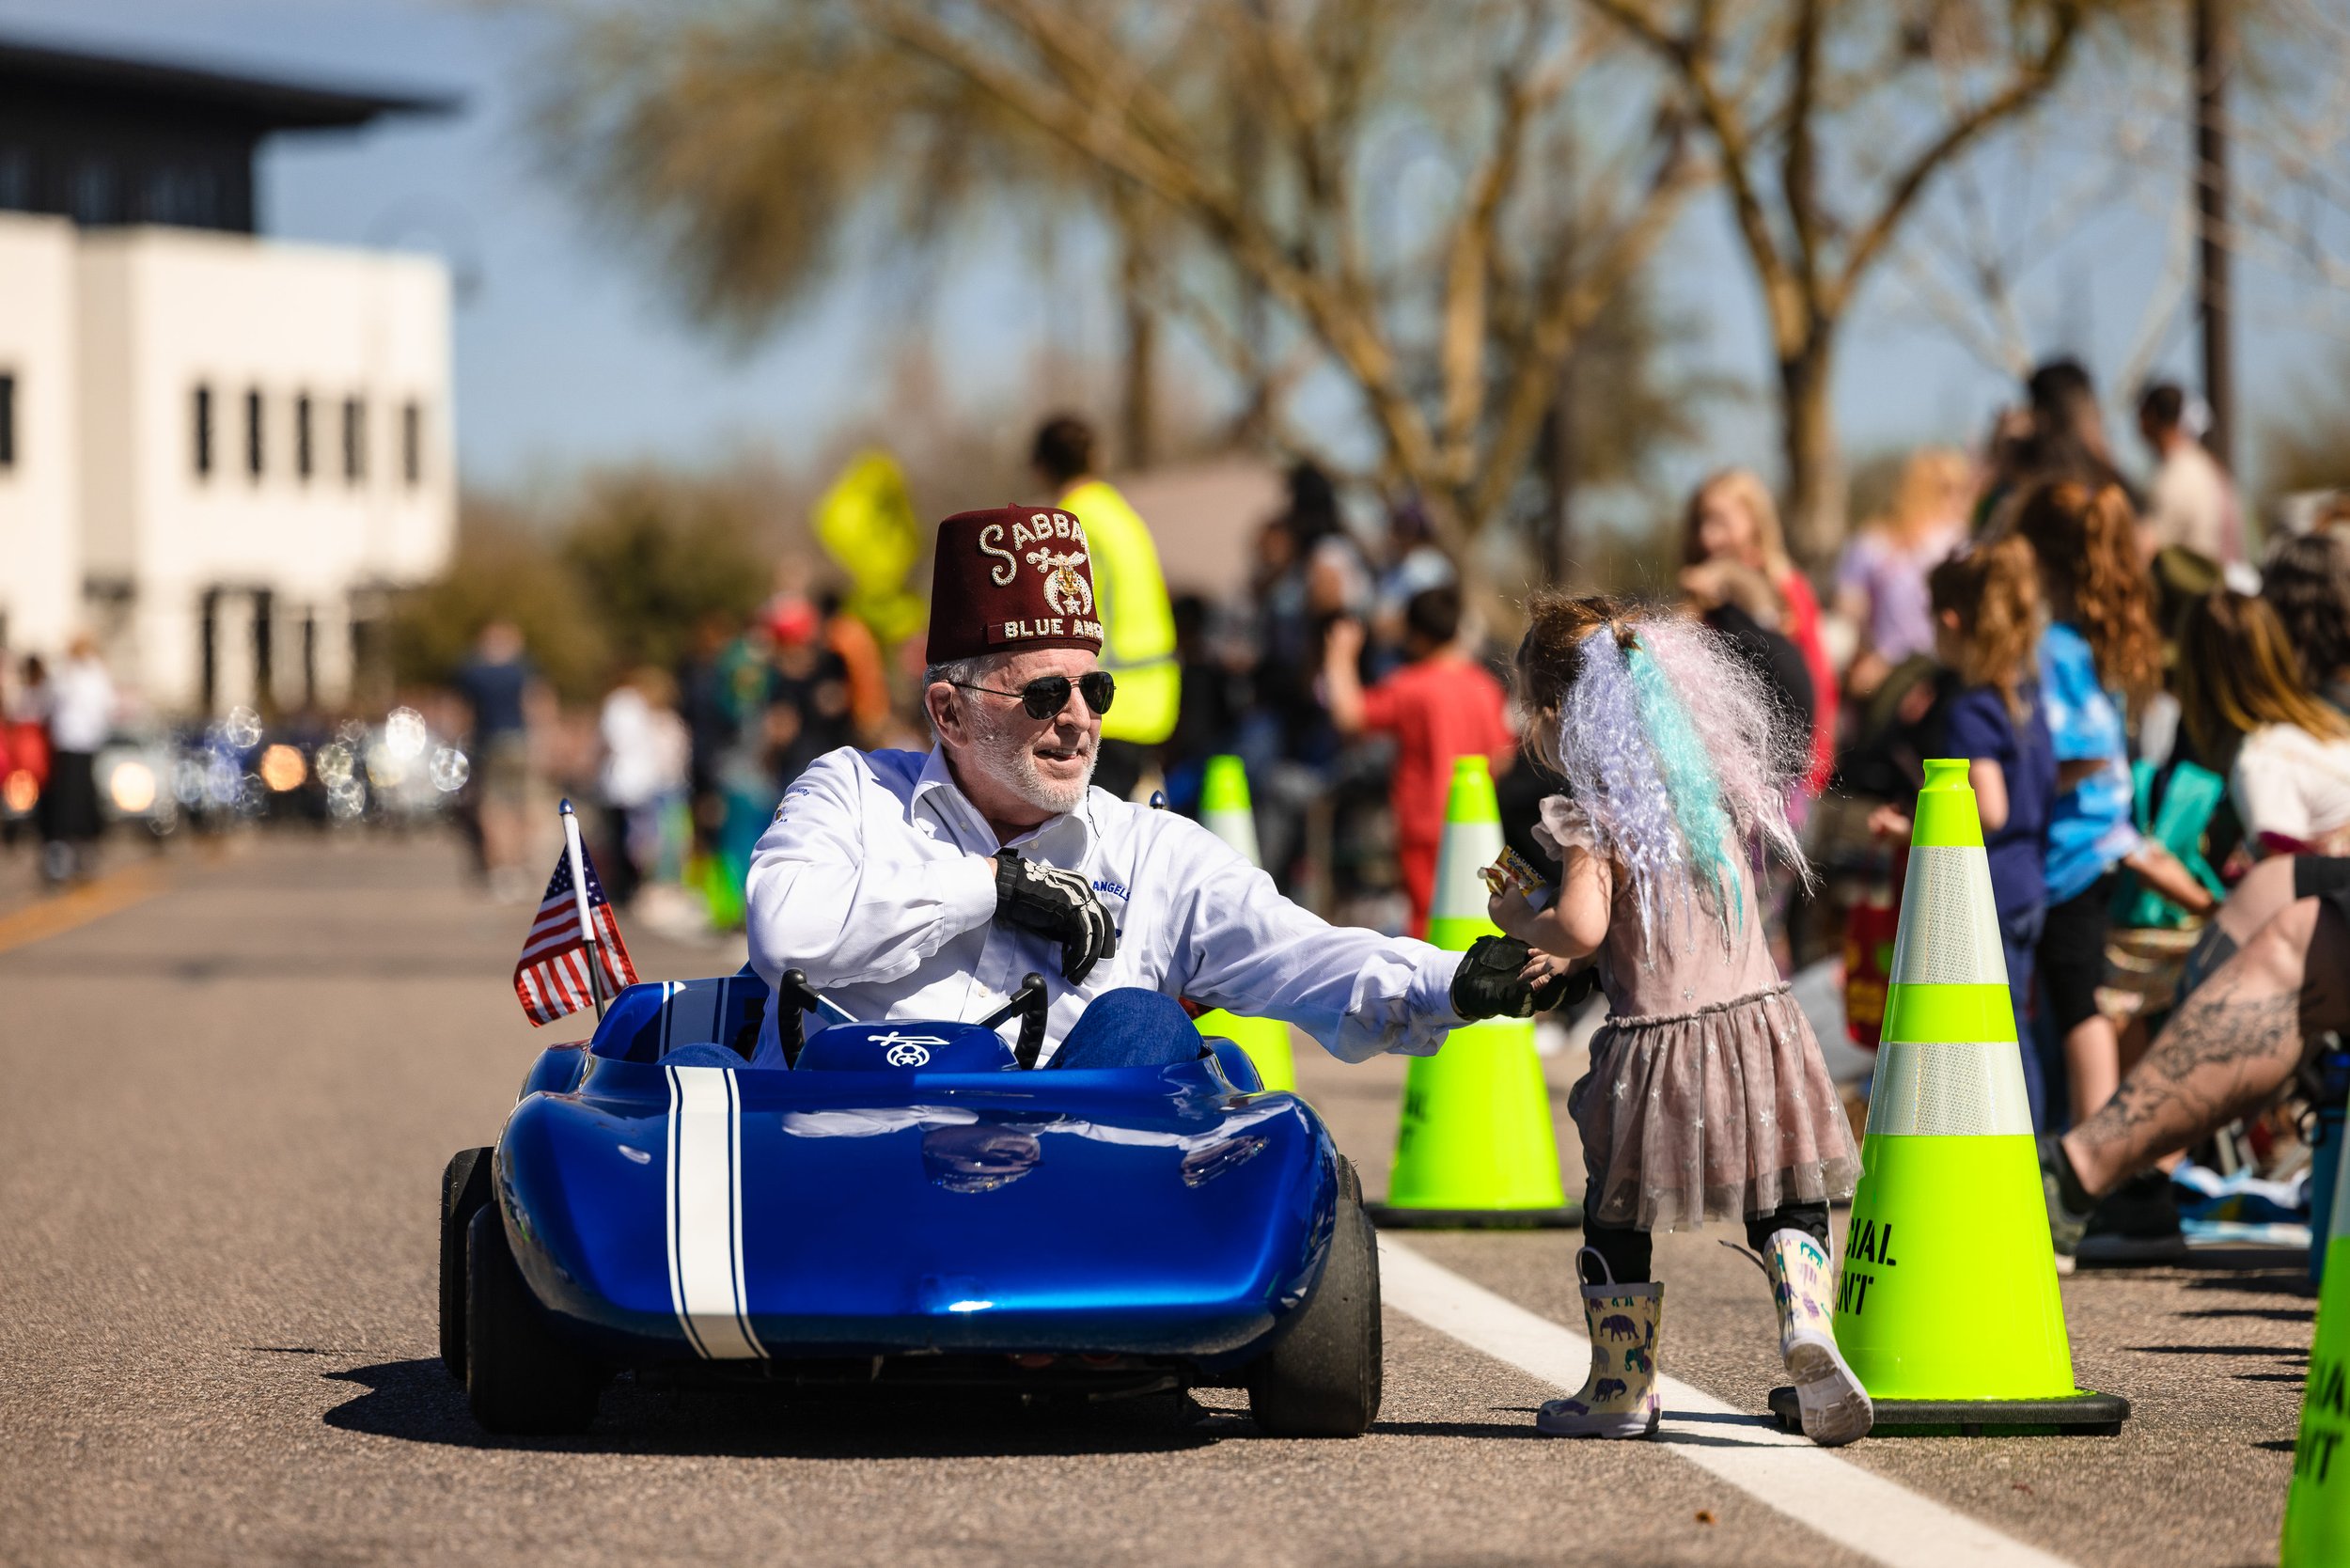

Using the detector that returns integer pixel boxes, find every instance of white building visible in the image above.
[0,34,454,714]
[0,213,79,669]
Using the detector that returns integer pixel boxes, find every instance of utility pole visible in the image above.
[1110,181,1157,471]
[2194,0,2233,471]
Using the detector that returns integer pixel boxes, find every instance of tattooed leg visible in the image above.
[2061,897,2350,1198]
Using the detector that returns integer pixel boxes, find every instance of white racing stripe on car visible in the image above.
[1377,1237,2075,1568]
[658,976,731,1057]
[664,1064,766,1359]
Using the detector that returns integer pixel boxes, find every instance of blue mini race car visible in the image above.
[439,969,1381,1437]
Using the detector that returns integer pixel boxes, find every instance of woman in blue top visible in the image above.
[2014,482,2215,1130]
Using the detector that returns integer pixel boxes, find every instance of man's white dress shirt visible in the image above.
[746,745,1465,1066]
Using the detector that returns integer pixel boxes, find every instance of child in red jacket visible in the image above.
[1323,586,1514,935]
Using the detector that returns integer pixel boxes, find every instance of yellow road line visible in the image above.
[0,862,169,955]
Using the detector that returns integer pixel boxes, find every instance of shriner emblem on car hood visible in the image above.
[871,1030,948,1066]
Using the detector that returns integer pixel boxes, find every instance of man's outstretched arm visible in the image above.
[1167,822,1559,1060]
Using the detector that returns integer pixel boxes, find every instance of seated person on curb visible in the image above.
[2043,855,2350,1258]
[745,505,1563,1070]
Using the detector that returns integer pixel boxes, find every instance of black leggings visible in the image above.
[1578,1197,1832,1286]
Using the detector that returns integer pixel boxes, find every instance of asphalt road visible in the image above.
[0,834,2310,1567]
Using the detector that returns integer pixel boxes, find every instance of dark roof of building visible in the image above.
[0,32,459,131]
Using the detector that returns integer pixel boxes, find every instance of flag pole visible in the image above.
[559,798,608,1020]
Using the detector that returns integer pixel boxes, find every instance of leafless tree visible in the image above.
[533,0,1701,601]
[1574,0,2141,564]
[1857,0,2350,501]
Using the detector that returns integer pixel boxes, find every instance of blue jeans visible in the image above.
[1051,988,1207,1070]
[2000,903,2056,1133]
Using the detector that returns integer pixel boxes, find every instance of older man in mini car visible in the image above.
[746,505,1559,1069]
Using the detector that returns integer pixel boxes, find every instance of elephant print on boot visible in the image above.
[1762,1228,1872,1448]
[1536,1248,1663,1440]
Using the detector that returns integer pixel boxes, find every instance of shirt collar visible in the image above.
[912,745,1097,860]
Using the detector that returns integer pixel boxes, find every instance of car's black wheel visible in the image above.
[1247,1159,1382,1437]
[465,1205,601,1435]
[439,1148,494,1380]
[1337,1152,1363,1206]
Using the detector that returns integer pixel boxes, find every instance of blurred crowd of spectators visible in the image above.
[21,364,2350,1194]
[405,373,2350,1006]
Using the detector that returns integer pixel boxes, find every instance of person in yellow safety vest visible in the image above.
[1030,415,1180,801]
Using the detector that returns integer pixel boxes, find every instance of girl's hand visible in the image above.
[1867,804,1913,839]
[1488,885,1543,944]
[1519,949,1572,991]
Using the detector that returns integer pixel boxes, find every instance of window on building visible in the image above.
[193,384,213,478]
[70,160,117,225]
[0,372,15,470]
[401,400,422,486]
[244,387,264,478]
[342,397,365,483]
[294,393,313,480]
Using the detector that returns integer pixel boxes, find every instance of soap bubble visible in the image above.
[314,741,355,788]
[384,707,429,760]
[430,745,470,792]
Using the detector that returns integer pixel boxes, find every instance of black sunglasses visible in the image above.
[949,670,1117,720]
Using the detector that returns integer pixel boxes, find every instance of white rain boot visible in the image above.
[1535,1247,1661,1438]
[1764,1228,1872,1447]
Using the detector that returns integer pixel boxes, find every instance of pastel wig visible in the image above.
[1521,596,1810,951]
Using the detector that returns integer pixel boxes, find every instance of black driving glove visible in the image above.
[1449,934,1573,1021]
[995,847,1118,983]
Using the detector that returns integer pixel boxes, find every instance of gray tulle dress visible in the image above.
[1542,795,1861,1233]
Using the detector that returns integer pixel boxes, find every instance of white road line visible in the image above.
[1378,1236,2075,1568]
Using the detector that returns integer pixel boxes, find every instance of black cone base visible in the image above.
[1366,1202,1582,1231]
[1766,1385,2130,1436]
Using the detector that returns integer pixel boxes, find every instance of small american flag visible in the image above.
[512,840,638,1026]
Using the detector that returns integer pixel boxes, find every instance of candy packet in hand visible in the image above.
[1480,845,1555,911]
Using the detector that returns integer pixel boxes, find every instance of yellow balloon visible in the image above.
[814,449,921,595]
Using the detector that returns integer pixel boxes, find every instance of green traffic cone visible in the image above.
[1190,756,1296,1092]
[1369,756,1576,1229]
[1771,759,2128,1435]
[2282,1121,2350,1561]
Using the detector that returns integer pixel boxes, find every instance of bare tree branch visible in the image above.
[1584,0,1793,338]
[1830,5,2089,313]
[1469,143,1703,525]
[1436,15,1577,478]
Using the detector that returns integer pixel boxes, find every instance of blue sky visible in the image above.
[7,0,2342,503]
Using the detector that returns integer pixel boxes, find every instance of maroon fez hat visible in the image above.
[925,506,1104,665]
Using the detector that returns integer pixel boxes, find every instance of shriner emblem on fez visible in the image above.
[1028,545,1093,618]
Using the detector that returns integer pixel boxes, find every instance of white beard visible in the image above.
[971,703,1094,816]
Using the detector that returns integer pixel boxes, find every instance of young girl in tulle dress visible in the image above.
[1488,593,1871,1447]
